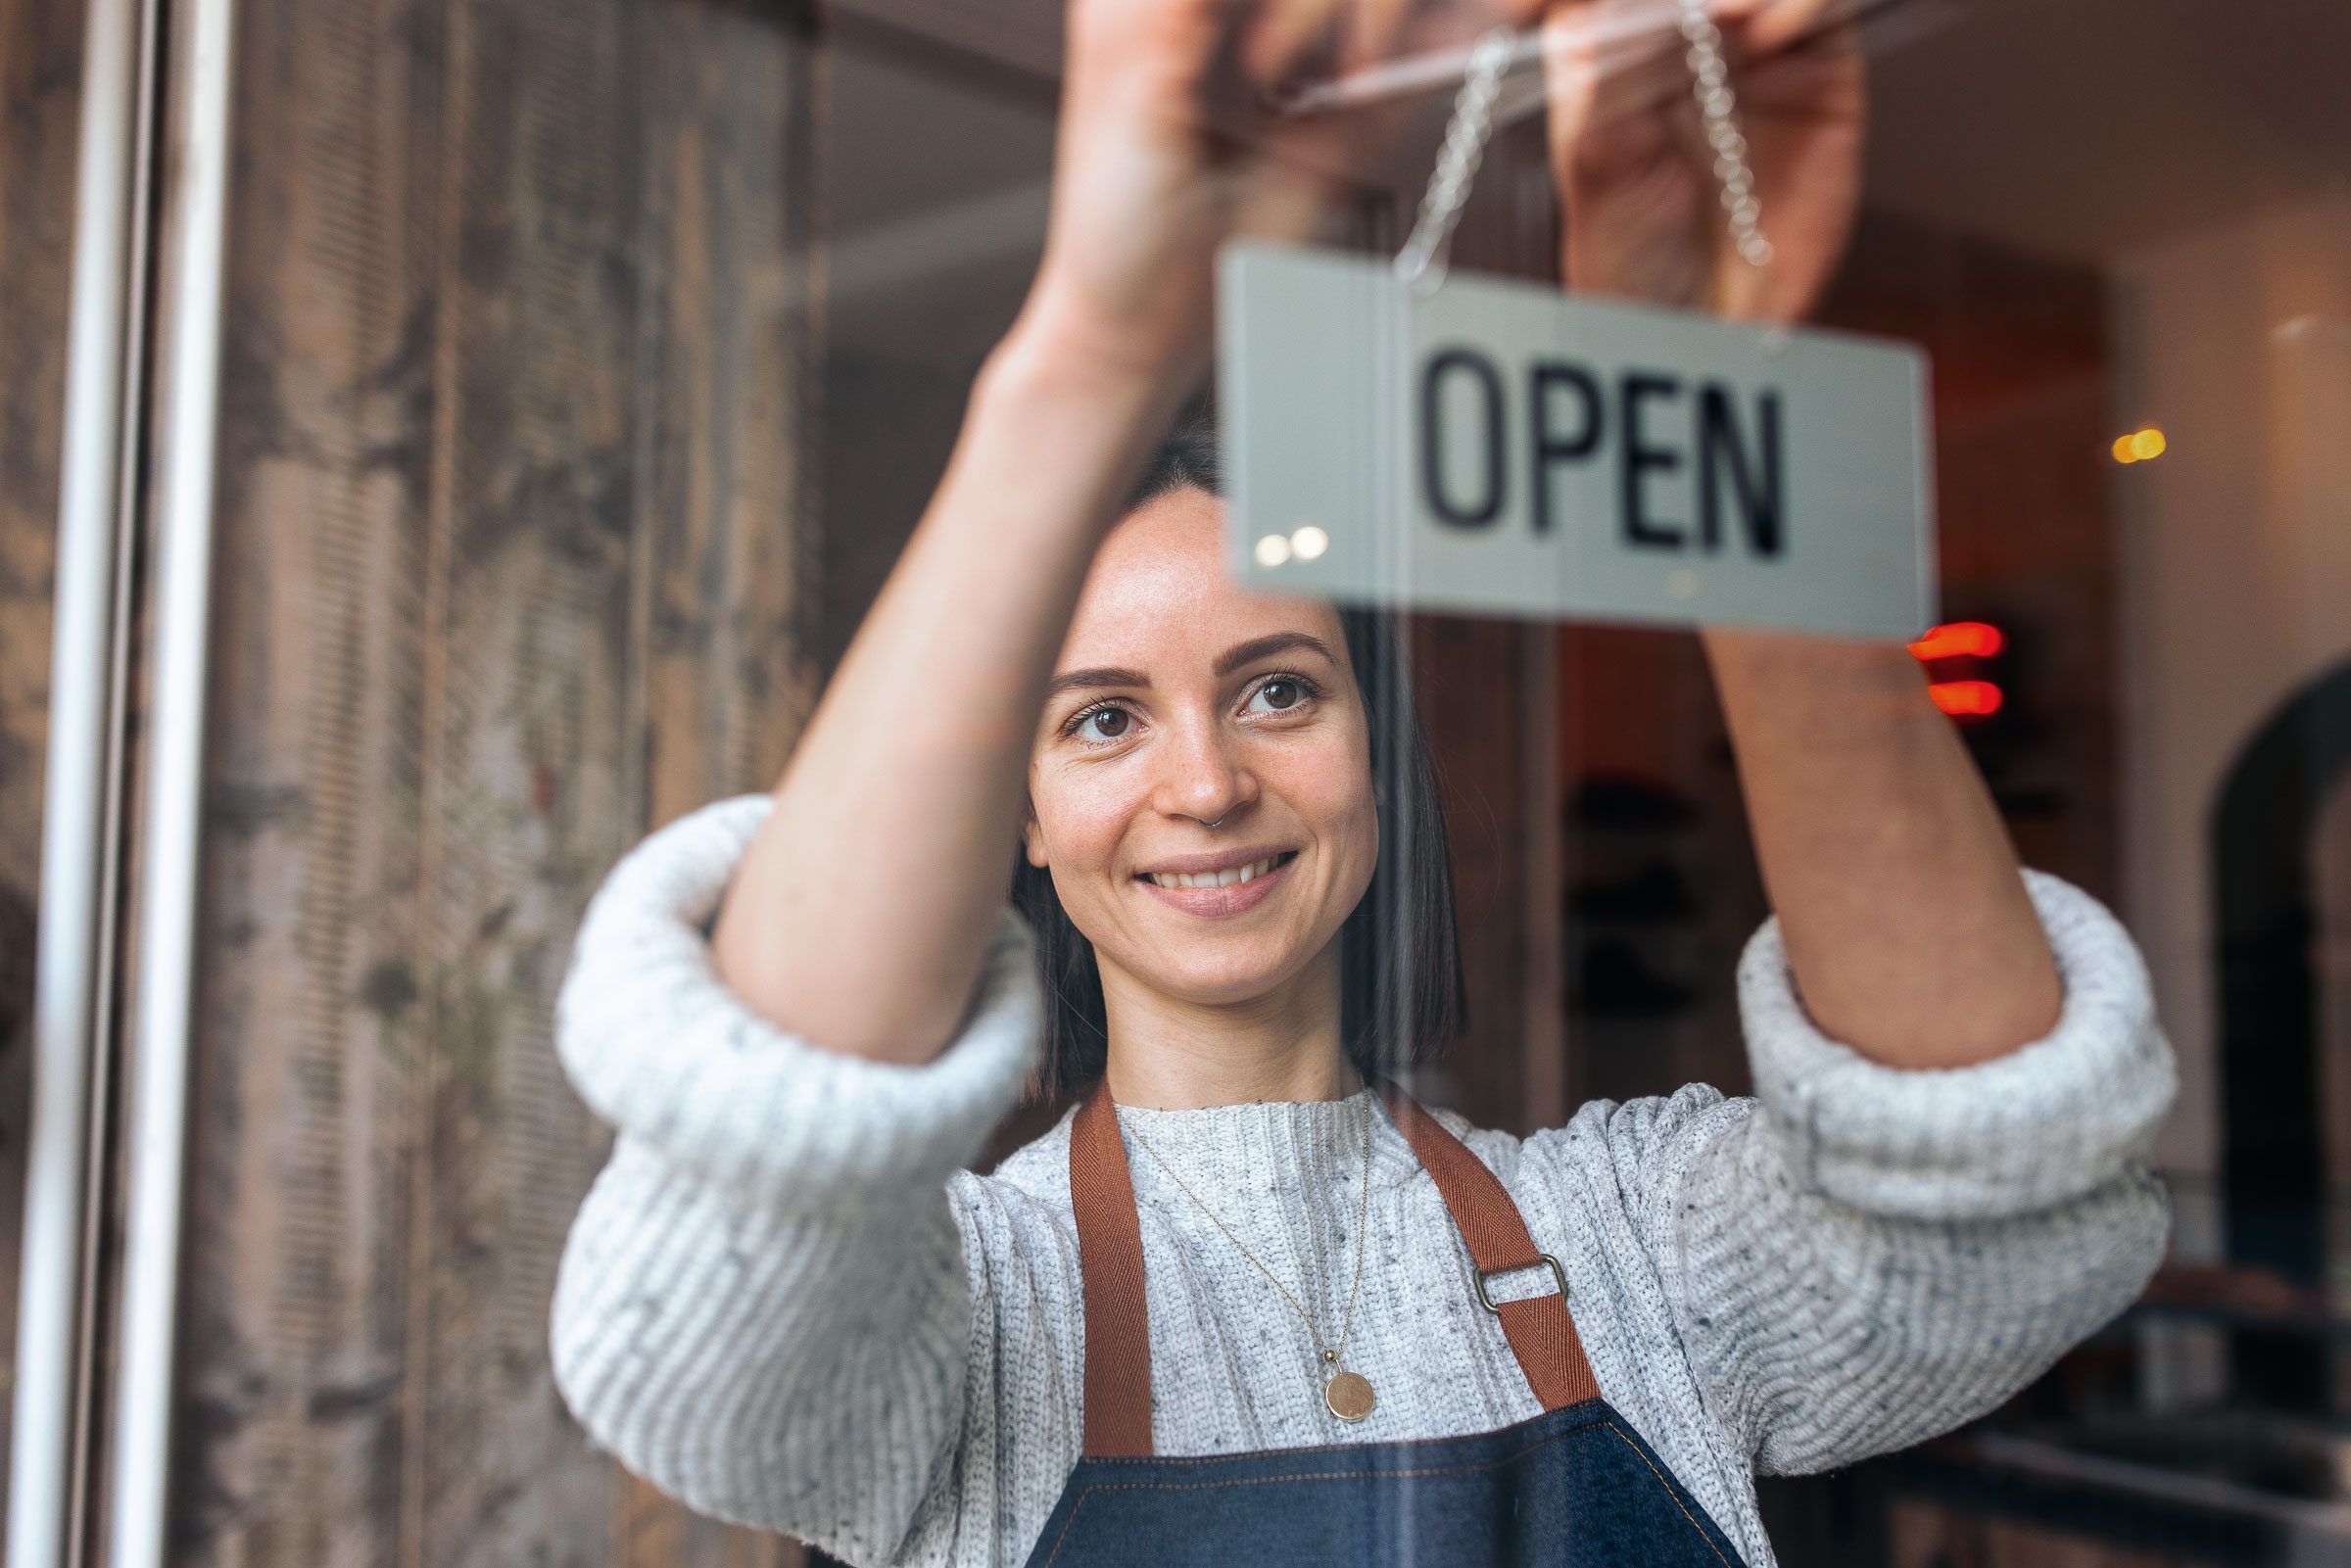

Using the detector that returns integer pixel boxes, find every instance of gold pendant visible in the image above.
[1324,1368,1376,1423]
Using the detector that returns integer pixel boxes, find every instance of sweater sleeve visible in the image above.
[547,794,1039,1560]
[1617,869,2177,1475]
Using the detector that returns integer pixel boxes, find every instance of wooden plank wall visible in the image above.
[177,0,820,1561]
[0,0,87,1545]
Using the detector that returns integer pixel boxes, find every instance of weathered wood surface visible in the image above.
[178,0,818,1562]
[0,0,87,1545]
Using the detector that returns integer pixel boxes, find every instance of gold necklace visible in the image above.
[1119,1092,1378,1423]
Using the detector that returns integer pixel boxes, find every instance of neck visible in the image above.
[1098,941,1361,1110]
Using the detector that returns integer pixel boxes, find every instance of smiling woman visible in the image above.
[1011,414,1465,1100]
[544,2,2175,1566]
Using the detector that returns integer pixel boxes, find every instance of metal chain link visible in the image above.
[1393,24,1519,295]
[1678,0,1775,268]
[1393,7,1774,293]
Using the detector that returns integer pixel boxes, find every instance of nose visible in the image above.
[1153,712,1258,829]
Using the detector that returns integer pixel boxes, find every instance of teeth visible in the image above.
[1149,856,1280,889]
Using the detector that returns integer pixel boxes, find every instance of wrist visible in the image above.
[953,302,1193,544]
[1703,624,1927,704]
[997,270,1203,397]
[975,324,1175,457]
[974,293,1193,470]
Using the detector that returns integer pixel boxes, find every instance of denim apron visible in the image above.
[1021,1079,1750,1567]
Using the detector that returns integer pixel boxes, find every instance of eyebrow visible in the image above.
[1043,631,1340,703]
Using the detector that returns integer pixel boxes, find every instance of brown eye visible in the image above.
[1085,707,1130,739]
[1248,675,1319,717]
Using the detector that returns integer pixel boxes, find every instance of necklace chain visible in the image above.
[1120,1092,1375,1371]
[1395,9,1772,294]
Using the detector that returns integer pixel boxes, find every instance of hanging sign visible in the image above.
[1217,242,1937,640]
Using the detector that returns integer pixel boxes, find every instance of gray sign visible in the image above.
[1216,242,1937,640]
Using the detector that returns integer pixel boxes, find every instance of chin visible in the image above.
[1139,946,1308,1007]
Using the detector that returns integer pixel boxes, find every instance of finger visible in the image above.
[1064,0,1244,107]
[1242,0,1352,84]
[1746,0,1846,54]
[1719,12,1863,114]
[1477,0,1554,30]
[1540,0,1691,171]
[1337,0,1418,74]
[1538,2,1607,163]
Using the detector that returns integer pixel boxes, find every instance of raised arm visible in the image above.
[1544,2,2058,1061]
[707,324,1167,1065]
[1703,633,2064,1064]
[1537,3,2172,1475]
[707,0,1426,1065]
[555,3,1540,1553]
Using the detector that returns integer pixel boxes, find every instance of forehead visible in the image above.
[1060,487,1347,669]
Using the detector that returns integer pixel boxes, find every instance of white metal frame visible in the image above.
[9,0,158,1561]
[109,0,239,1561]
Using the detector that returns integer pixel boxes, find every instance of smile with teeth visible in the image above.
[1140,851,1297,889]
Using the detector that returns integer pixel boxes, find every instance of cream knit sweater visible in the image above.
[548,794,2177,1568]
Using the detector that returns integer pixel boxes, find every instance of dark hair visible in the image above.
[1009,405,1467,1097]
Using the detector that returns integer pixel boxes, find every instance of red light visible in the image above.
[1908,621,2006,661]
[1929,680,2004,717]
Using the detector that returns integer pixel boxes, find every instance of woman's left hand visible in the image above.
[1541,0,1864,322]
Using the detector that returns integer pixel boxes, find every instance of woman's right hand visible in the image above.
[1022,0,1540,383]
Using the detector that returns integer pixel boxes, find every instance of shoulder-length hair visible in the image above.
[1009,407,1467,1098]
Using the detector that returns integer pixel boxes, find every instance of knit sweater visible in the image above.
[548,794,2177,1568]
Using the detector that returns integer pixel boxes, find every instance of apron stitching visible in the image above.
[1600,1423,1735,1567]
[1039,1441,1577,1566]
[1039,1414,1729,1567]
[1072,1398,1608,1470]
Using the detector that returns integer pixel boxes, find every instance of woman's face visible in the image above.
[1024,485,1379,1011]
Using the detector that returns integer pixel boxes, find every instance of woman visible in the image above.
[549,2,2177,1565]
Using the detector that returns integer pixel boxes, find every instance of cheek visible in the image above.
[1029,761,1142,880]
[1267,744,1379,888]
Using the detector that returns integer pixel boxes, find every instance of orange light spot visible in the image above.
[2133,427,2167,460]
[1930,680,2004,717]
[1908,621,2007,661]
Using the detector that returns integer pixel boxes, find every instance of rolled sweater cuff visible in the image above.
[1737,868,2178,1221]
[554,793,1042,1209]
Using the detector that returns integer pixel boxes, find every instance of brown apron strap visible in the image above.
[1069,1077,1600,1458]
[1370,1078,1602,1410]
[1071,1081,1154,1456]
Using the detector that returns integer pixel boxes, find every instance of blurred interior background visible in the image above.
[1,0,2348,1562]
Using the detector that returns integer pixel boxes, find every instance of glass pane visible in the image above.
[31,0,2347,1565]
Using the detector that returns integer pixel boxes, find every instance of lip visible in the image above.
[1135,844,1295,878]
[1134,851,1297,918]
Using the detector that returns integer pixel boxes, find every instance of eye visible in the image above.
[1063,700,1136,744]
[1245,672,1321,716]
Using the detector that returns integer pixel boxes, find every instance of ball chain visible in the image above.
[1394,7,1774,292]
[1678,0,1775,268]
